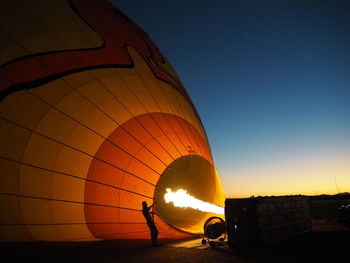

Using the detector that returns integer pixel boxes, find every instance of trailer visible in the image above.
[225,196,312,248]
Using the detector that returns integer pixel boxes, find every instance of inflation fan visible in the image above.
[201,216,226,247]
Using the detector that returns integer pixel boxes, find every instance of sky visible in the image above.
[114,0,350,197]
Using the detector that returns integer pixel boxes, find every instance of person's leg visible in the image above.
[154,227,158,243]
[151,225,158,246]
[149,229,154,245]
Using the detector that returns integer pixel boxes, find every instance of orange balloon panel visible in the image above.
[0,0,224,242]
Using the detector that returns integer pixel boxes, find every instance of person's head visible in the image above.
[142,201,147,208]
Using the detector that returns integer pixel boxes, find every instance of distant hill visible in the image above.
[309,192,350,201]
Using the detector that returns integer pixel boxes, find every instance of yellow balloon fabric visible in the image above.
[0,0,224,241]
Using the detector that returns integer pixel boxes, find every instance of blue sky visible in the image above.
[114,0,350,196]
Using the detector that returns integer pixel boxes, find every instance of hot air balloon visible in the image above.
[0,0,224,242]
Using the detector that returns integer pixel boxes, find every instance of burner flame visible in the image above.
[164,188,224,215]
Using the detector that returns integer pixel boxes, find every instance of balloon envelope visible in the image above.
[0,0,224,241]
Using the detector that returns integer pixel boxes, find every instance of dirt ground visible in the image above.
[1,226,348,263]
[1,199,349,263]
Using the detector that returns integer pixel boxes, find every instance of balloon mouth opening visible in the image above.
[153,156,225,234]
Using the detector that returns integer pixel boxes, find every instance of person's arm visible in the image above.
[150,210,159,216]
[149,201,156,209]
[149,202,158,215]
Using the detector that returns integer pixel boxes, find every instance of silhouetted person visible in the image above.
[142,201,158,246]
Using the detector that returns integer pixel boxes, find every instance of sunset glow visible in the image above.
[221,151,350,198]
